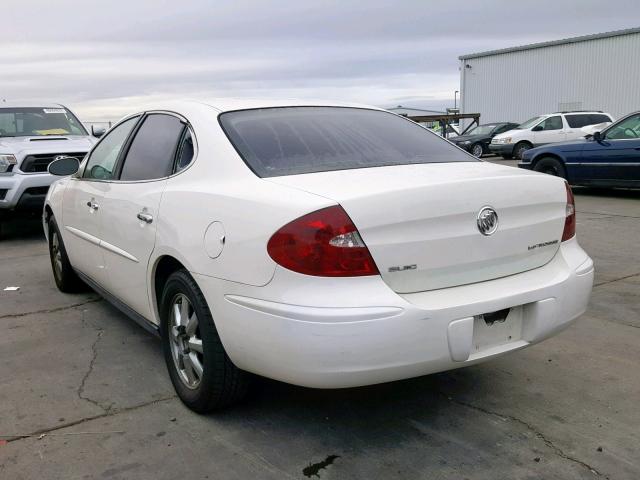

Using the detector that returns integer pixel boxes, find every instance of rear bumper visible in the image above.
[0,173,57,210]
[489,144,514,156]
[195,237,593,388]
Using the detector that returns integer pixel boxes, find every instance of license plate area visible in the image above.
[473,306,523,353]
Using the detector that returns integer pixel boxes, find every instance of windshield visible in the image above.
[219,107,476,178]
[466,124,497,136]
[516,116,543,130]
[0,107,88,137]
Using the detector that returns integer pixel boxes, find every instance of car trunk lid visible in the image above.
[267,162,567,292]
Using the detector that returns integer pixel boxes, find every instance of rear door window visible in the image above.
[566,114,592,128]
[219,107,475,178]
[119,114,185,181]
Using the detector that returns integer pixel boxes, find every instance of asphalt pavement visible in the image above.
[0,164,638,479]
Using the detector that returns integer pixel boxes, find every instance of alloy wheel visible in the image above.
[516,145,530,159]
[51,231,63,281]
[169,293,204,389]
[471,144,483,157]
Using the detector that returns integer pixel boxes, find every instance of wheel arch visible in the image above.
[151,254,189,326]
[530,152,570,181]
[44,204,54,220]
[515,139,534,148]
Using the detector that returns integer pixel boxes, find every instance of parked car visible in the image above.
[426,123,459,138]
[519,111,640,188]
[449,122,519,157]
[490,111,613,160]
[44,100,593,412]
[0,103,101,232]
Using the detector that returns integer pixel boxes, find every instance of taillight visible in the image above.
[561,182,576,241]
[267,205,379,277]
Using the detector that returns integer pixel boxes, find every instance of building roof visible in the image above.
[459,26,640,60]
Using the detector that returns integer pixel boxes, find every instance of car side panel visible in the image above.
[153,174,333,290]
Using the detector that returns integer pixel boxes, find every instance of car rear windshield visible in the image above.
[219,107,476,178]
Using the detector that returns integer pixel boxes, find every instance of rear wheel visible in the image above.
[513,142,532,160]
[47,217,86,292]
[160,269,250,412]
[533,157,567,179]
[471,143,484,158]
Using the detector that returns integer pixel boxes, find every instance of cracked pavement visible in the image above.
[0,178,638,479]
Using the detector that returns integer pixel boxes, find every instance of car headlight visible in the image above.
[460,140,471,145]
[494,137,512,144]
[0,154,17,173]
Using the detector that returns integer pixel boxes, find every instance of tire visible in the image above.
[533,156,567,179]
[470,143,484,158]
[160,269,250,412]
[500,154,513,160]
[513,142,532,160]
[47,217,87,293]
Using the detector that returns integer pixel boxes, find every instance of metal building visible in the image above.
[459,27,640,126]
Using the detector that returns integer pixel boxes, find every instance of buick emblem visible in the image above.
[477,206,498,236]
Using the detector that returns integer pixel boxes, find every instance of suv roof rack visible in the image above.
[553,110,603,114]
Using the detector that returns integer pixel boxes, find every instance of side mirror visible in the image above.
[593,131,603,142]
[531,125,543,132]
[48,156,80,176]
[91,125,106,138]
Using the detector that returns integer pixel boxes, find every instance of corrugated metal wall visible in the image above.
[459,32,640,126]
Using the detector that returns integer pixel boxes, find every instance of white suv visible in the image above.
[0,103,99,231]
[490,111,613,159]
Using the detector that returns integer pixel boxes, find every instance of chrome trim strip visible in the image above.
[565,162,640,166]
[99,240,139,263]
[65,226,100,245]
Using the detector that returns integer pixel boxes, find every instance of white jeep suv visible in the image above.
[490,111,613,160]
[0,103,98,230]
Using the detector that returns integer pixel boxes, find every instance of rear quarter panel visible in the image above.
[155,174,333,287]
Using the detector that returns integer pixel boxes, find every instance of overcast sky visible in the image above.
[3,0,639,122]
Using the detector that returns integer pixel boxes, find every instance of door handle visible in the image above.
[137,212,153,224]
[86,200,99,211]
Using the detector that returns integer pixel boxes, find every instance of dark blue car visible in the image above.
[519,111,640,188]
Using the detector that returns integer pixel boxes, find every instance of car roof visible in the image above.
[547,111,610,116]
[202,98,380,113]
[147,98,381,114]
[0,101,67,109]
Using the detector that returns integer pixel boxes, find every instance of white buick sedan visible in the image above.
[44,99,594,412]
